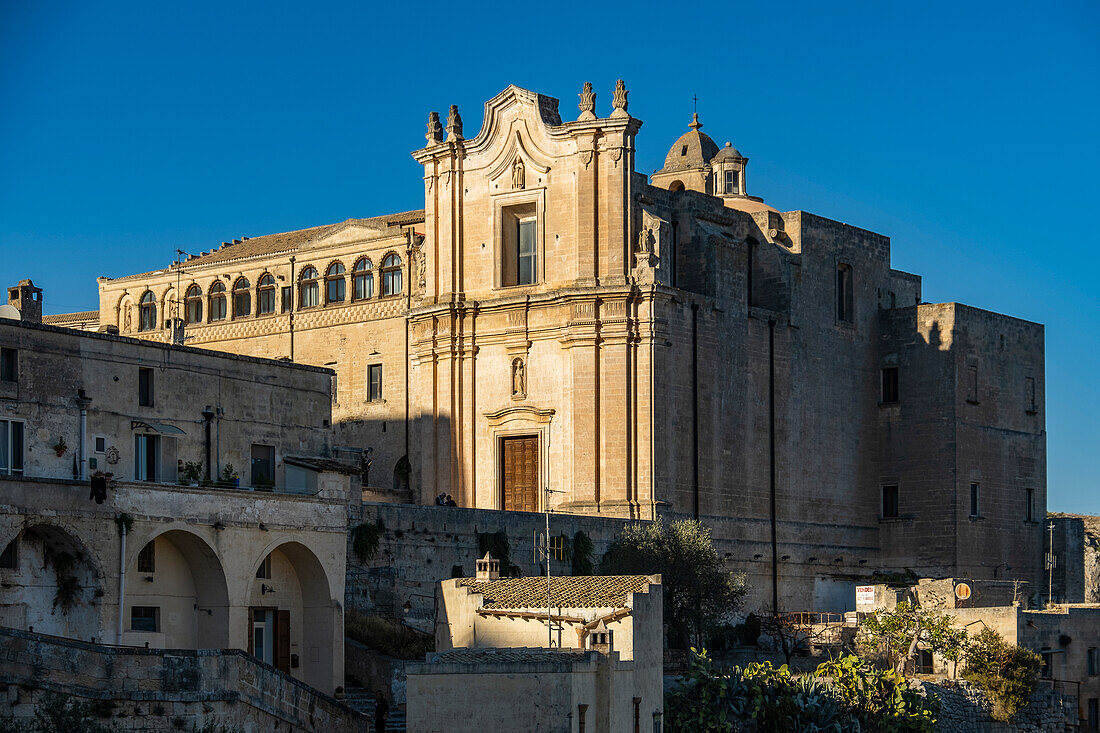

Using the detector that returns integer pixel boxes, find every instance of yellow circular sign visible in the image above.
[955,583,972,600]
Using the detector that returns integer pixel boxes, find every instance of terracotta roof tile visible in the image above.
[457,575,655,610]
[42,311,100,326]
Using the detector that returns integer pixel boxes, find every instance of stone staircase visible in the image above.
[343,687,406,732]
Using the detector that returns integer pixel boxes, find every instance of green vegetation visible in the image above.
[345,611,434,660]
[180,461,203,485]
[600,518,746,649]
[961,628,1043,722]
[476,529,519,576]
[570,530,594,575]
[665,649,938,733]
[350,519,385,564]
[0,692,112,733]
[859,601,967,675]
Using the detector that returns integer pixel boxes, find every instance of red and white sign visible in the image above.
[855,585,876,609]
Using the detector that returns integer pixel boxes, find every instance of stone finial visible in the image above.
[445,104,463,141]
[577,81,597,121]
[426,111,444,144]
[689,112,703,130]
[611,79,629,117]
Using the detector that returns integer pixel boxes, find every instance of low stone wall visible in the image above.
[0,626,368,732]
[922,679,1078,733]
[345,638,411,705]
[347,501,634,624]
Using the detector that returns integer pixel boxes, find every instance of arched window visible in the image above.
[185,285,203,324]
[257,274,276,315]
[325,262,346,304]
[299,266,319,308]
[209,281,227,322]
[381,254,402,297]
[232,277,251,318]
[139,291,157,331]
[352,258,374,300]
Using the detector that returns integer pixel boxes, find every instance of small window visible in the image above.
[0,420,25,476]
[501,205,537,288]
[257,274,277,315]
[137,541,156,573]
[326,263,346,304]
[281,286,293,313]
[353,258,374,300]
[882,485,899,519]
[724,169,738,195]
[368,364,382,401]
[250,444,275,488]
[966,365,979,403]
[138,367,154,407]
[256,553,272,579]
[139,291,158,331]
[232,278,251,318]
[1,347,17,382]
[94,436,106,453]
[1040,650,1053,679]
[209,281,227,321]
[881,367,899,404]
[970,482,980,518]
[130,606,159,632]
[680,145,688,156]
[836,264,853,322]
[1026,376,1037,413]
[1026,488,1035,522]
[918,649,933,674]
[1088,647,1099,676]
[299,266,320,308]
[0,539,16,569]
[184,285,203,324]
[381,254,402,297]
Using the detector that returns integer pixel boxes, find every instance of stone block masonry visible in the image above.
[0,626,369,732]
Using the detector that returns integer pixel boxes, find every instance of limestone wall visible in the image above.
[922,680,1077,733]
[0,626,368,732]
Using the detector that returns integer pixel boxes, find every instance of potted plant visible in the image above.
[220,463,239,488]
[180,461,203,487]
[53,437,68,457]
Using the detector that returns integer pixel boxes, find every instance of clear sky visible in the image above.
[1,1,1097,512]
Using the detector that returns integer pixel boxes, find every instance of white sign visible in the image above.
[855,585,876,609]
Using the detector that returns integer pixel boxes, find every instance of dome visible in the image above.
[711,141,744,163]
[658,113,719,173]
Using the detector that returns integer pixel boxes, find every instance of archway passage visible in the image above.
[123,529,229,649]
[0,524,102,641]
[246,541,338,692]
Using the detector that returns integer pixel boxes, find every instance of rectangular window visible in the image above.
[0,539,16,569]
[1026,488,1035,522]
[281,286,293,313]
[135,434,160,482]
[882,484,899,519]
[1088,648,1099,676]
[501,204,538,287]
[138,367,154,407]
[94,436,106,453]
[137,541,155,573]
[970,482,980,518]
[0,348,16,382]
[0,420,24,476]
[517,218,537,286]
[1026,376,1036,412]
[368,364,382,401]
[966,365,978,403]
[251,444,275,488]
[724,169,738,194]
[836,264,853,322]
[881,367,899,404]
[130,606,159,633]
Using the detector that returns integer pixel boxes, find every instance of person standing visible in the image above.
[374,690,389,733]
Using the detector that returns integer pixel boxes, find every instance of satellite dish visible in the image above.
[0,304,20,320]
[954,582,972,601]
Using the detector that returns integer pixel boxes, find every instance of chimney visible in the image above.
[475,552,500,581]
[7,279,42,323]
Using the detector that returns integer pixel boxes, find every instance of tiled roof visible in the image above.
[284,456,361,475]
[457,574,655,610]
[42,311,100,325]
[108,209,425,280]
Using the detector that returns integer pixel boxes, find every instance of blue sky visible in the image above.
[1,1,1097,512]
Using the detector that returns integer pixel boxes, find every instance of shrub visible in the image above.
[345,611,434,660]
[961,628,1043,722]
[570,530,594,575]
[350,519,385,564]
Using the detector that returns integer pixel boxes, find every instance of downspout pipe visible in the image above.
[202,407,215,482]
[76,390,92,481]
[691,302,699,521]
[769,319,778,617]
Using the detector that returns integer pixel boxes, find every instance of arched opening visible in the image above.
[208,281,227,322]
[122,529,229,649]
[232,277,251,318]
[246,541,338,692]
[668,180,685,192]
[299,266,319,308]
[185,285,203,324]
[257,274,276,315]
[393,455,411,494]
[381,254,402,296]
[352,258,374,300]
[138,291,157,331]
[325,262,346,304]
[0,524,102,640]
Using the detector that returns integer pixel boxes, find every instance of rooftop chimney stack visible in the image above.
[475,552,500,581]
[7,279,42,323]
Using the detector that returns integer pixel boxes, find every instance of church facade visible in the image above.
[91,83,1046,606]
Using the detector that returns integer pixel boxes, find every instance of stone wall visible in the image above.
[922,679,1077,733]
[0,626,368,732]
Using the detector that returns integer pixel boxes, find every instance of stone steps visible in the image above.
[343,687,405,732]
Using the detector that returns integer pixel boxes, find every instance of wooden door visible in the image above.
[276,609,290,673]
[501,436,538,512]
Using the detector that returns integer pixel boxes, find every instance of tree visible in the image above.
[859,601,967,676]
[961,628,1043,722]
[757,613,836,666]
[600,518,747,649]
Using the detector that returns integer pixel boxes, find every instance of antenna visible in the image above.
[1046,521,1057,607]
[534,421,563,647]
[171,249,197,347]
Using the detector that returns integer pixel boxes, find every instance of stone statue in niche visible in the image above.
[414,234,427,290]
[512,157,525,190]
[511,358,526,398]
[123,305,132,332]
[637,226,654,255]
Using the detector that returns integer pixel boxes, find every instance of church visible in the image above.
[85,82,1046,607]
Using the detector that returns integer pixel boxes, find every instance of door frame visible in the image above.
[499,434,540,512]
[485,405,555,511]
